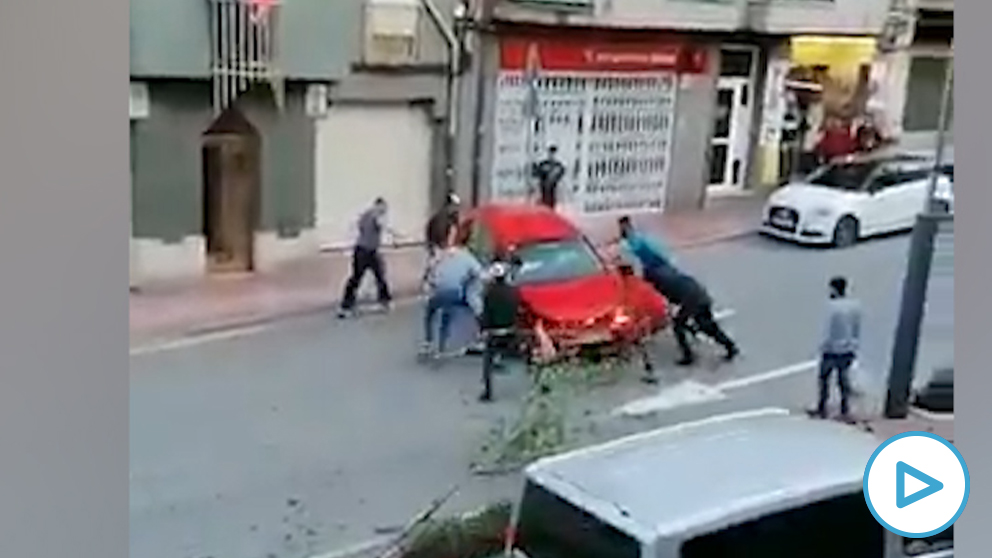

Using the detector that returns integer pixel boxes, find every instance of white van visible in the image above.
[502,408,953,558]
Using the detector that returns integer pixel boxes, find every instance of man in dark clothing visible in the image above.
[338,198,394,318]
[425,193,461,256]
[478,259,521,402]
[532,145,566,209]
[646,264,738,366]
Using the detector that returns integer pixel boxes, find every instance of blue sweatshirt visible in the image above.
[427,247,483,295]
[622,231,675,271]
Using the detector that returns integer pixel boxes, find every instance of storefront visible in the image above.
[488,33,710,217]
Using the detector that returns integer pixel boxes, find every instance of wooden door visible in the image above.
[203,134,258,273]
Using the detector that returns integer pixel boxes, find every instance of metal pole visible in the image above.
[883,48,954,419]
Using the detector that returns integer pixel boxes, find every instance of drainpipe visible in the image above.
[468,0,495,207]
[418,0,463,198]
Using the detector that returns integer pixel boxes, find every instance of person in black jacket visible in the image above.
[648,265,739,366]
[478,258,521,402]
[425,193,461,256]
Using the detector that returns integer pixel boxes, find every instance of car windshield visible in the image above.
[807,161,880,191]
[511,240,604,286]
[514,480,641,558]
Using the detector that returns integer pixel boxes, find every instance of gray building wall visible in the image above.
[131,81,314,242]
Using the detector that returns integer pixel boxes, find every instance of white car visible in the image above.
[761,153,954,247]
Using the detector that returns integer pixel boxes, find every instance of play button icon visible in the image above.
[896,461,943,508]
[864,432,969,538]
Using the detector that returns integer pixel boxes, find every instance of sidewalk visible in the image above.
[130,195,767,346]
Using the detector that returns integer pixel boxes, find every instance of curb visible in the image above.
[130,227,759,350]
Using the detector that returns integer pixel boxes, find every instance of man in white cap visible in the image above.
[478,257,521,402]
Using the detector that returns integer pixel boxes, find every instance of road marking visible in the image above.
[130,324,271,357]
[909,406,955,422]
[716,359,819,391]
[613,380,727,417]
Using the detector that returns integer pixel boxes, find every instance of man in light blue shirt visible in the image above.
[812,276,862,421]
[420,244,485,357]
[617,216,676,273]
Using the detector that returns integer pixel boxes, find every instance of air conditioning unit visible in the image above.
[364,0,420,65]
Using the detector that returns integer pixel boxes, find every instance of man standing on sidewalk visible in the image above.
[338,198,396,318]
[811,276,862,422]
[532,145,566,209]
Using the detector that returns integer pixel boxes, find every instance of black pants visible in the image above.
[341,247,391,310]
[673,301,736,361]
[481,331,516,400]
[818,352,855,417]
[539,188,557,209]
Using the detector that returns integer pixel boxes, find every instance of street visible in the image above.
[130,232,952,558]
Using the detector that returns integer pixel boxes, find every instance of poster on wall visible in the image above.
[491,38,705,216]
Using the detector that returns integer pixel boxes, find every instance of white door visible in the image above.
[864,165,930,234]
[708,77,753,190]
[314,104,433,250]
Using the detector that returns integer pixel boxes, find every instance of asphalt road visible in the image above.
[129,232,952,558]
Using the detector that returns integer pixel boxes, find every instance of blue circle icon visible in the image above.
[862,431,969,539]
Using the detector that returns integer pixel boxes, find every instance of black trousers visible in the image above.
[481,331,516,400]
[341,247,391,310]
[673,301,736,360]
[818,352,855,417]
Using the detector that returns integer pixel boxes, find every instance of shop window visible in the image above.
[903,56,954,132]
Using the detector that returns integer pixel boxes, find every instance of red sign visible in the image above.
[500,37,708,74]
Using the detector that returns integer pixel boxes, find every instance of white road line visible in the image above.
[909,406,955,422]
[308,536,393,558]
[129,324,271,357]
[715,359,819,392]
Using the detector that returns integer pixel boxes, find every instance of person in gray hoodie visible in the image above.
[812,276,862,421]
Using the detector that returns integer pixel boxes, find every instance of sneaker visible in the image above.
[641,374,659,385]
[676,355,696,367]
[336,308,354,319]
[724,346,740,361]
[478,392,493,403]
[378,302,392,314]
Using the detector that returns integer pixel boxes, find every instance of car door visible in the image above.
[863,165,929,234]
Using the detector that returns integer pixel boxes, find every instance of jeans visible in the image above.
[818,352,856,417]
[424,288,466,353]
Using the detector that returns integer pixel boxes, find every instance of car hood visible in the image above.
[518,273,622,324]
[768,184,862,212]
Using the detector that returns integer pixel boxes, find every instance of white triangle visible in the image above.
[904,474,928,498]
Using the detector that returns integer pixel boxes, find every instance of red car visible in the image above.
[457,203,669,356]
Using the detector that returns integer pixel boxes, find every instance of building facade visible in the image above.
[451,0,892,227]
[873,0,953,152]
[130,0,461,286]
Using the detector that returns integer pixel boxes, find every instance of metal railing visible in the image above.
[207,0,284,115]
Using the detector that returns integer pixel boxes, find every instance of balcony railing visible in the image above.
[208,0,284,115]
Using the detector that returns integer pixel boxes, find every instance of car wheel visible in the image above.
[833,216,859,248]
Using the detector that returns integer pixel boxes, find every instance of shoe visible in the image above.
[378,302,392,313]
[641,374,659,385]
[478,392,493,403]
[806,408,827,419]
[676,355,696,367]
[724,346,740,361]
[336,308,353,319]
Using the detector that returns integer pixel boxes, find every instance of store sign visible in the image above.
[499,38,708,74]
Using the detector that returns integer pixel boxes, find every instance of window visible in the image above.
[808,161,881,191]
[514,480,642,558]
[510,240,604,286]
[871,166,931,191]
[680,493,884,558]
[904,56,954,132]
